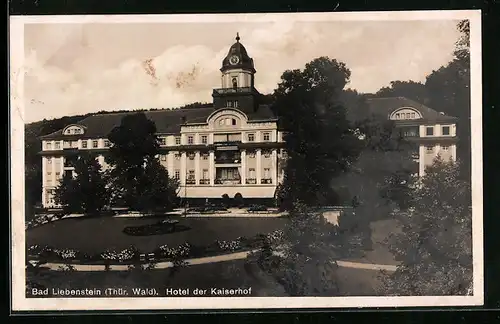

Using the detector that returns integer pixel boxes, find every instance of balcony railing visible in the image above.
[214,179,241,185]
[246,178,257,184]
[261,178,273,184]
[186,179,196,185]
[213,87,252,95]
[215,158,241,164]
[199,179,210,185]
[214,140,241,146]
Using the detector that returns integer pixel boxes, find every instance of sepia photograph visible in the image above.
[10,10,483,311]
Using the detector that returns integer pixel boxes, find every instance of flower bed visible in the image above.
[26,229,286,266]
[122,219,189,236]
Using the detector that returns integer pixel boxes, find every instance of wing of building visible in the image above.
[38,34,459,208]
[366,96,458,176]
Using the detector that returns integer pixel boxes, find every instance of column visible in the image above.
[256,149,262,185]
[195,151,200,185]
[167,152,174,176]
[209,151,215,185]
[241,150,246,185]
[451,144,457,162]
[419,144,425,177]
[41,157,47,207]
[271,149,277,185]
[180,152,187,185]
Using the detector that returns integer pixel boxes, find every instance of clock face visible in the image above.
[229,55,240,65]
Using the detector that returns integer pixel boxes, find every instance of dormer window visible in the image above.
[232,78,238,88]
[63,125,85,136]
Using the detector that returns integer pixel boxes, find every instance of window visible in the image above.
[442,126,451,136]
[175,137,181,145]
[248,151,256,158]
[160,155,167,161]
[188,170,195,180]
[263,132,270,141]
[160,137,166,146]
[202,169,209,179]
[426,146,434,153]
[426,127,434,136]
[234,100,239,108]
[232,77,238,88]
[263,150,271,158]
[395,113,400,119]
[174,170,180,179]
[55,142,60,149]
[247,133,255,142]
[92,140,98,148]
[175,153,181,160]
[82,141,87,148]
[249,168,256,178]
[188,153,195,160]
[231,118,237,126]
[104,140,110,147]
[201,135,208,144]
[441,145,449,151]
[411,112,416,119]
[264,168,270,179]
[47,159,52,165]
[46,142,52,150]
[202,154,208,160]
[406,113,411,119]
[188,136,194,144]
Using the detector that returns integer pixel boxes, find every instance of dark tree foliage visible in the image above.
[272,57,363,210]
[53,153,110,215]
[252,203,341,296]
[370,80,430,105]
[380,157,472,296]
[106,112,178,211]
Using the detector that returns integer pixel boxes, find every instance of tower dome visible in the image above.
[221,33,256,73]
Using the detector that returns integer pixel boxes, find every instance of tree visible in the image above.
[272,57,363,209]
[234,192,244,208]
[371,80,430,105]
[380,157,472,295]
[53,153,110,214]
[106,112,178,211]
[136,158,179,212]
[425,19,471,181]
[334,113,417,249]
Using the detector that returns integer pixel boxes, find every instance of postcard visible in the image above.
[10,10,483,311]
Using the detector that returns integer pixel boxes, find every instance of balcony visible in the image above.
[213,87,252,96]
[199,179,210,185]
[214,153,241,164]
[214,179,241,185]
[246,178,257,184]
[261,178,273,184]
[186,179,196,185]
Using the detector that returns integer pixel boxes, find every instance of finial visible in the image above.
[236,32,240,42]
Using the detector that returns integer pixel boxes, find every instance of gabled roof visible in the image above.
[40,104,276,140]
[365,97,458,123]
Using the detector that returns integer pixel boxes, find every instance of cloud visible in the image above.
[23,20,459,123]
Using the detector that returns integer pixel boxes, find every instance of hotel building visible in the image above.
[38,34,458,208]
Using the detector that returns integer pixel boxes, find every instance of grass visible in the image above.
[26,216,288,254]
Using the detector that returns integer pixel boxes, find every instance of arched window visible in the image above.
[232,118,237,126]
[232,78,238,89]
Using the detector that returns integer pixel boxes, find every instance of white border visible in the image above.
[10,10,483,311]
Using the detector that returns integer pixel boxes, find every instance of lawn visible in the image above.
[26,216,289,254]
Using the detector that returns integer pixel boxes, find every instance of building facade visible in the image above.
[38,34,458,208]
[366,97,458,176]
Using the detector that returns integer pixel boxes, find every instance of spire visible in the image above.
[236,32,240,42]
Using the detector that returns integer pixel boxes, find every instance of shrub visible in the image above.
[234,193,244,208]
[221,193,231,207]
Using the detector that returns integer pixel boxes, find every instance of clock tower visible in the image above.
[212,33,261,113]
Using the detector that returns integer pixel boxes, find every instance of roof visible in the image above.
[365,97,458,122]
[40,104,277,140]
[221,33,255,73]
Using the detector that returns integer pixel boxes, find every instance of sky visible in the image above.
[22,16,461,123]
